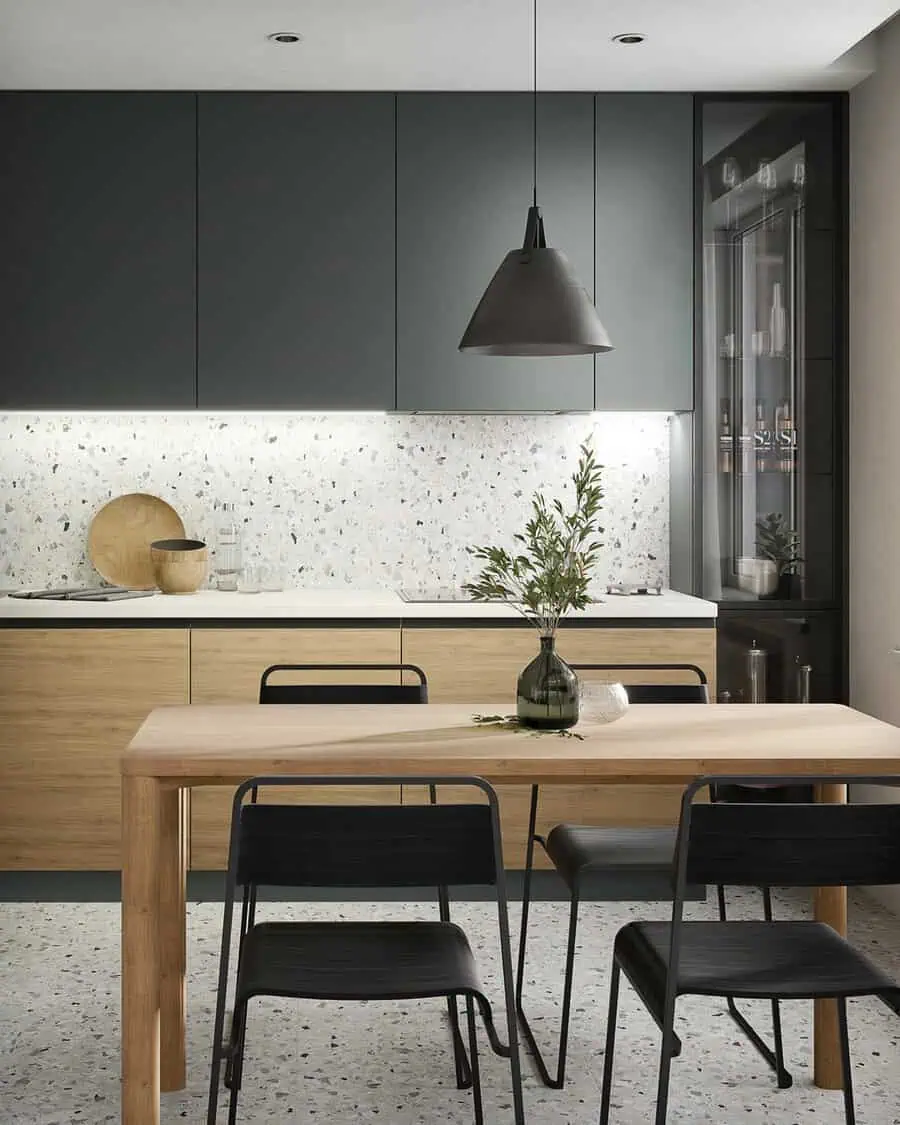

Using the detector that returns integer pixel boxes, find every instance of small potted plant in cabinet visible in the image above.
[756,512,803,600]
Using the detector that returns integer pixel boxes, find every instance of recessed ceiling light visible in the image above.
[611,32,646,45]
[267,31,302,44]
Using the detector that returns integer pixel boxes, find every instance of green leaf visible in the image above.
[464,441,604,631]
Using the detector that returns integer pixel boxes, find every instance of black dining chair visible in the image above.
[252,662,471,1087]
[598,774,900,1125]
[515,662,712,1089]
[258,661,428,705]
[207,774,525,1125]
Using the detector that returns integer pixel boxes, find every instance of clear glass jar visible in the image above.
[214,503,242,592]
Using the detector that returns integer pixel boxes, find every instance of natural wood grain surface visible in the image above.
[399,627,717,864]
[124,702,900,783]
[0,629,189,869]
[121,775,161,1125]
[189,628,403,867]
[813,782,849,1091]
[401,625,717,701]
[158,787,188,1092]
[149,541,208,595]
[88,492,185,589]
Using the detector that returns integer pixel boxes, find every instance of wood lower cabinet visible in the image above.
[400,625,716,868]
[0,628,189,869]
[0,621,716,872]
[189,627,403,868]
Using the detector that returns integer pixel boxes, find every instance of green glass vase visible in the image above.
[517,635,579,730]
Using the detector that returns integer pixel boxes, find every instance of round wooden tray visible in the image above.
[88,493,185,589]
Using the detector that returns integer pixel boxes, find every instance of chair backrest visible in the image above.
[570,662,709,704]
[675,775,900,891]
[228,776,500,890]
[258,663,428,705]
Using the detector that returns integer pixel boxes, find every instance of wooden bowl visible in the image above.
[150,539,208,595]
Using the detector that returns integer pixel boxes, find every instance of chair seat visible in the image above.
[545,824,677,888]
[615,920,900,1017]
[236,920,486,1004]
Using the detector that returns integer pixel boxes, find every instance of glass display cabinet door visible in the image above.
[701,99,840,606]
[724,172,803,600]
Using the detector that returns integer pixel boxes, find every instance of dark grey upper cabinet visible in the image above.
[0,93,196,408]
[396,94,596,412]
[198,94,395,410]
[594,94,694,411]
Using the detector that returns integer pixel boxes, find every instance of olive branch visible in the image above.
[472,714,585,740]
[462,442,604,637]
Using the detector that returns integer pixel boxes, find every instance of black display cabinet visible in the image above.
[695,95,847,702]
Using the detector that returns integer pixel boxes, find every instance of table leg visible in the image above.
[122,775,161,1125]
[813,782,848,1091]
[159,786,189,1092]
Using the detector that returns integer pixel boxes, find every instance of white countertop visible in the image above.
[0,588,717,621]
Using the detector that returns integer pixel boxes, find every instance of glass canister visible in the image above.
[214,503,242,592]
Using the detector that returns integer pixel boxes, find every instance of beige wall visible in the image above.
[849,13,900,914]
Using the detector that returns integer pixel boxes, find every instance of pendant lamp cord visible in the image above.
[532,0,538,207]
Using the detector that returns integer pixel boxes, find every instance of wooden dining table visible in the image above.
[120,700,900,1124]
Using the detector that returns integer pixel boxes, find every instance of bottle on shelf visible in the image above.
[775,398,797,473]
[719,399,733,473]
[769,281,788,356]
[754,399,772,473]
[738,417,754,475]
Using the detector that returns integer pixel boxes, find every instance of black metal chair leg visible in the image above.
[223,1001,249,1125]
[447,991,473,1089]
[227,1079,240,1125]
[760,887,791,1088]
[514,786,539,1013]
[837,998,856,1125]
[207,1048,222,1125]
[598,959,621,1125]
[207,932,234,1123]
[654,1007,678,1125]
[517,784,579,1088]
[517,887,579,1088]
[465,995,485,1125]
[229,1004,250,1092]
[719,885,793,1089]
[430,784,472,1090]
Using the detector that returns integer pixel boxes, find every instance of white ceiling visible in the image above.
[1,0,898,91]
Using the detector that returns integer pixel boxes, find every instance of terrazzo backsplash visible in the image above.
[0,413,671,591]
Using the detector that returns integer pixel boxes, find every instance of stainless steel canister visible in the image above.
[796,661,812,704]
[747,642,767,703]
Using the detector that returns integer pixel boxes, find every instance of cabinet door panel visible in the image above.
[595,94,694,410]
[397,93,595,411]
[190,627,403,868]
[0,629,189,869]
[400,625,715,867]
[0,93,196,407]
[401,625,716,701]
[198,94,395,409]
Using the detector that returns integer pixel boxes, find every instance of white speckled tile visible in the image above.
[0,413,671,592]
[1,890,899,1124]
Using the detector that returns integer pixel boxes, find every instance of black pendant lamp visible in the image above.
[459,0,613,357]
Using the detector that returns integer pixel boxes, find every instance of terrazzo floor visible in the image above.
[2,891,899,1124]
